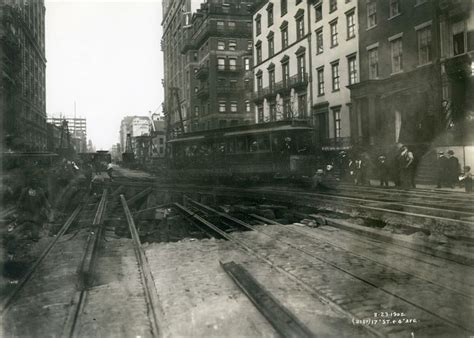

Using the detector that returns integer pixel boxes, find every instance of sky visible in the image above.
[45,0,164,150]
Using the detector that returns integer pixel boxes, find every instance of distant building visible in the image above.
[48,116,87,153]
[0,0,47,152]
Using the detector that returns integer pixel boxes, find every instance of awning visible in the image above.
[225,126,313,137]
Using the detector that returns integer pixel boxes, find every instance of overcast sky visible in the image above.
[45,0,163,150]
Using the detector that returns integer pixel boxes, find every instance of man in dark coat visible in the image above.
[446,150,460,188]
[436,151,448,188]
[377,155,389,187]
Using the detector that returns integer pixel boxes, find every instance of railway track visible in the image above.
[174,198,473,337]
[1,188,164,337]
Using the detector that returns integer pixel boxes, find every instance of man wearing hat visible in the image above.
[436,151,447,188]
[446,150,460,188]
[377,155,389,187]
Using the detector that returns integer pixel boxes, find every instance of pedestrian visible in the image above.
[436,151,448,188]
[348,158,356,184]
[354,157,367,185]
[377,155,389,187]
[84,162,93,189]
[106,162,114,181]
[446,150,460,188]
[399,146,415,189]
[459,166,472,193]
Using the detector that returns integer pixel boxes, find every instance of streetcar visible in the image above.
[168,120,317,181]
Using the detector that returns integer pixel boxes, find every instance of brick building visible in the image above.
[182,0,257,131]
[0,0,47,152]
[348,0,442,152]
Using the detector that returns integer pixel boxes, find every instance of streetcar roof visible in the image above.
[224,125,313,137]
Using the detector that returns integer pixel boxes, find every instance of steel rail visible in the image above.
[188,199,474,335]
[220,261,316,338]
[63,189,108,338]
[0,202,84,314]
[120,195,162,338]
[173,202,383,338]
[248,213,474,297]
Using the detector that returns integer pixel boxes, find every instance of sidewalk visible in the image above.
[366,179,467,193]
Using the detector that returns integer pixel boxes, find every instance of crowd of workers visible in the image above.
[3,157,115,258]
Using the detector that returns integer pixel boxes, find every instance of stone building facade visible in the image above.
[0,0,47,152]
[252,0,312,124]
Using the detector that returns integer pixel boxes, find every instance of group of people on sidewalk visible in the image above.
[334,146,472,193]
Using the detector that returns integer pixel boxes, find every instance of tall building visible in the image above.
[349,0,442,151]
[183,0,257,131]
[311,0,358,154]
[252,0,312,124]
[118,115,152,158]
[0,0,47,152]
[162,0,199,138]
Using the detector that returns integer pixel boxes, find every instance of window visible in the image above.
[453,21,466,56]
[346,11,355,39]
[331,61,340,91]
[256,74,263,91]
[269,103,276,121]
[315,4,322,22]
[298,94,307,118]
[281,0,288,15]
[333,107,341,138]
[219,120,227,128]
[415,0,427,5]
[258,105,264,123]
[230,80,237,88]
[228,21,236,28]
[296,16,305,39]
[244,58,251,71]
[256,43,262,63]
[268,35,274,56]
[247,40,252,50]
[282,61,290,84]
[281,26,289,48]
[219,102,226,112]
[269,69,275,89]
[229,58,237,71]
[217,58,226,70]
[230,102,238,112]
[348,55,357,85]
[316,28,323,54]
[330,0,337,13]
[317,67,325,96]
[217,21,224,27]
[194,87,198,93]
[417,26,432,64]
[217,41,225,50]
[297,54,306,79]
[256,16,261,36]
[367,1,377,28]
[390,37,403,73]
[368,47,378,79]
[194,106,199,116]
[267,5,274,26]
[389,0,400,18]
[245,101,251,113]
[229,40,237,51]
[330,20,338,47]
